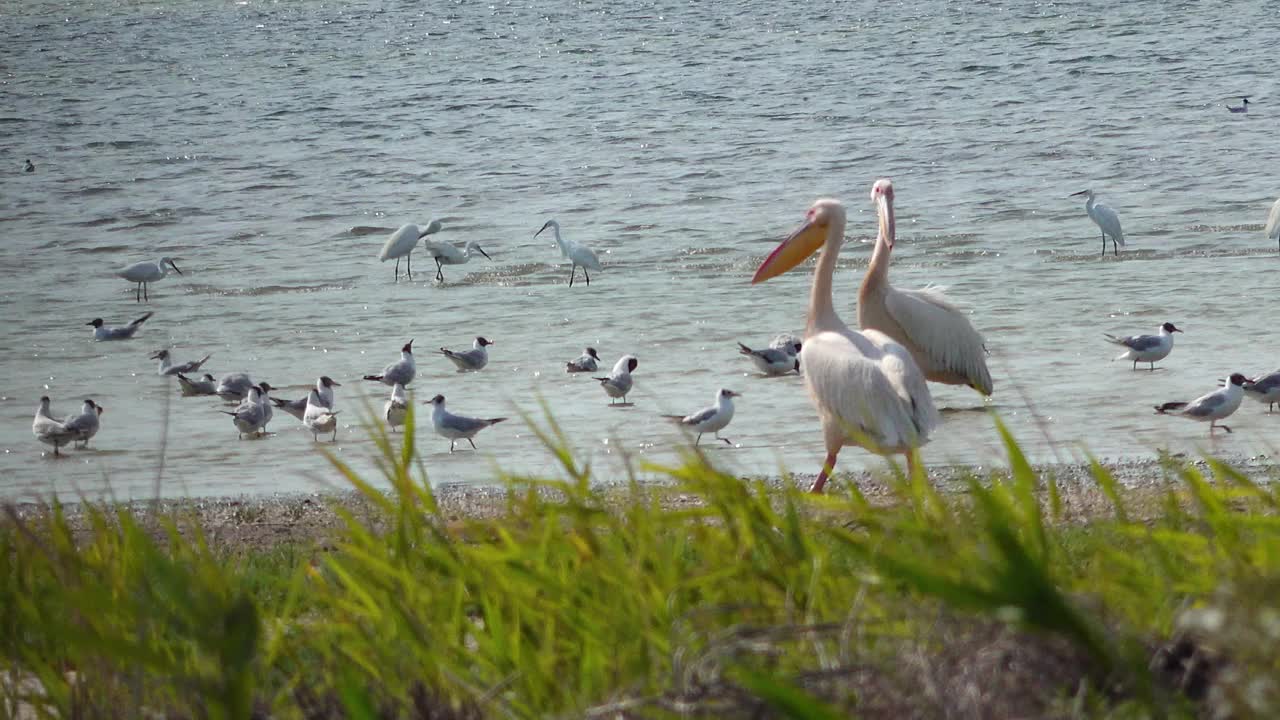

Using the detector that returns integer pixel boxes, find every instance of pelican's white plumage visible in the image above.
[752,193,937,494]
[117,257,181,302]
[1265,198,1280,253]
[1070,189,1124,256]
[535,219,603,287]
[378,221,442,281]
[856,181,993,396]
[422,239,491,281]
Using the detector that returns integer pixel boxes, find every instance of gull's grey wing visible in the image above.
[1119,334,1162,351]
[1182,389,1226,418]
[383,362,414,385]
[440,411,491,434]
[1247,372,1280,393]
[683,406,718,426]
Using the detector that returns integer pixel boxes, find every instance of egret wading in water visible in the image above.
[1070,189,1124,256]
[856,180,993,396]
[1265,197,1280,253]
[535,219,602,287]
[422,239,492,282]
[378,221,442,281]
[1227,97,1250,113]
[752,194,938,494]
[117,257,182,302]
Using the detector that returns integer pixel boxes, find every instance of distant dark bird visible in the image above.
[1227,97,1250,113]
[24,159,35,173]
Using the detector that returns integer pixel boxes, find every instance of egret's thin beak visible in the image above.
[477,247,492,260]
[534,224,548,238]
[751,220,827,284]
[1069,190,1088,197]
[170,260,183,275]
[150,351,164,359]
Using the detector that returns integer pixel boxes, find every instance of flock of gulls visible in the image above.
[29,178,1280,492]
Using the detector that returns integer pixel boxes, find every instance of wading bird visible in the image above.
[426,394,506,452]
[63,399,103,449]
[378,221,442,281]
[1155,374,1246,434]
[737,341,800,376]
[751,191,938,494]
[1103,323,1181,371]
[1070,189,1125,256]
[385,383,409,431]
[1242,370,1280,413]
[1266,197,1279,252]
[33,397,76,456]
[221,385,269,438]
[565,347,601,373]
[87,312,153,341]
[535,219,602,287]
[662,388,740,446]
[216,372,256,402]
[595,355,638,405]
[363,340,416,386]
[422,239,492,281]
[271,376,340,421]
[438,337,493,372]
[303,390,340,442]
[177,373,218,396]
[117,257,181,302]
[151,349,212,376]
[856,181,992,395]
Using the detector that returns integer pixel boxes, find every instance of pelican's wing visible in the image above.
[801,331,923,452]
[882,287,994,395]
[863,329,939,439]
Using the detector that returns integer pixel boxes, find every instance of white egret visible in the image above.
[1070,189,1125,256]
[422,239,492,282]
[378,221,442,281]
[426,394,506,452]
[857,181,993,396]
[1227,97,1250,113]
[1103,323,1181,371]
[33,397,76,456]
[1155,373,1247,434]
[117,257,181,302]
[662,388,740,446]
[594,355,638,405]
[1265,197,1279,252]
[752,195,938,494]
[438,336,493,372]
[151,349,212,376]
[87,312,153,341]
[363,340,416,386]
[535,219,603,287]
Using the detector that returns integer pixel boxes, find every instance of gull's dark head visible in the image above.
[402,339,414,353]
[428,394,446,406]
[586,347,599,360]
[477,336,494,347]
[258,382,274,393]
[1228,373,1248,387]
[627,356,639,373]
[87,318,104,328]
[320,376,341,388]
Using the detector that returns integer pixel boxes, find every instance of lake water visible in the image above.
[1,0,1277,499]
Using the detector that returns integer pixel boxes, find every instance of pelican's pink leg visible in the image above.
[810,452,839,494]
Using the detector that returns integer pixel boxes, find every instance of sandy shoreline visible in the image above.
[7,454,1277,552]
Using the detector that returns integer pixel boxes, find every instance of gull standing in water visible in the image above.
[271,376,340,421]
[737,341,801,376]
[216,372,256,402]
[117,257,181,302]
[256,382,275,432]
[177,373,218,396]
[1103,322,1182,371]
[857,181,993,396]
[439,337,493,372]
[1070,189,1125,256]
[363,340,416,386]
[151,349,212,376]
[1265,197,1280,253]
[426,394,506,452]
[303,390,340,442]
[221,386,269,438]
[422,239,492,282]
[384,382,409,432]
[595,355,638,405]
[566,347,601,373]
[1243,370,1280,412]
[88,312,153,341]
[752,194,938,494]
[378,221,442,281]
[1227,97,1250,113]
[535,219,603,287]
[63,399,103,449]
[663,388,741,446]
[33,397,76,456]
[1155,374,1247,434]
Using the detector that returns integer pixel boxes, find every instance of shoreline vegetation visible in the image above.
[4,412,1280,718]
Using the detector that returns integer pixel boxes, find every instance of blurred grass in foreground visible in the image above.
[3,409,1280,719]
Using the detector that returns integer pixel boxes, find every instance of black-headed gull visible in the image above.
[1155,373,1247,434]
[426,394,506,452]
[1104,323,1181,371]
[663,388,741,446]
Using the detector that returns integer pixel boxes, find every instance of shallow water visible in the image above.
[1,0,1277,499]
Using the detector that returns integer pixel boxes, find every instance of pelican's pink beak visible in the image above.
[751,219,827,284]
[872,179,895,250]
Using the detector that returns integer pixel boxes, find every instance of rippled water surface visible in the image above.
[1,0,1277,498]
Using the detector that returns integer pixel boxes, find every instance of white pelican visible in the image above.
[662,388,740,446]
[117,257,181,302]
[1155,373,1247,434]
[33,397,76,456]
[422,239,492,281]
[378,221,442,281]
[384,382,409,431]
[1070,189,1125,256]
[1103,322,1181,371]
[1265,197,1279,252]
[1243,370,1280,413]
[594,355,638,405]
[363,339,416,386]
[151,349,212,376]
[303,389,340,442]
[535,219,603,287]
[87,312,153,341]
[426,394,506,452]
[752,196,938,494]
[857,181,993,396]
[62,399,103,449]
[1227,97,1250,113]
